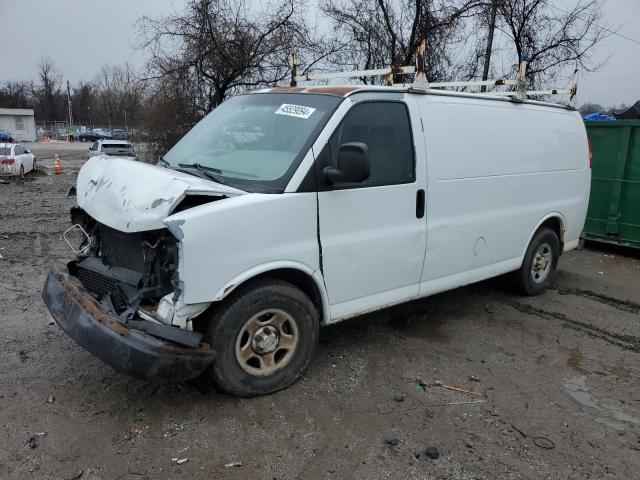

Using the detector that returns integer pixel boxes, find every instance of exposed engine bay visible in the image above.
[69,206,178,316]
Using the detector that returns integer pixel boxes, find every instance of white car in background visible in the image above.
[88,139,138,161]
[0,143,36,177]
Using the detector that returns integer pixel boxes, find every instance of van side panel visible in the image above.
[418,97,590,289]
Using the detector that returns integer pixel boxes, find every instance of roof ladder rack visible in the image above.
[290,40,579,107]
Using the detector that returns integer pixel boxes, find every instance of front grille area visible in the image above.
[68,209,179,316]
[97,224,146,272]
[77,266,128,312]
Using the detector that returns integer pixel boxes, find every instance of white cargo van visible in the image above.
[43,84,590,396]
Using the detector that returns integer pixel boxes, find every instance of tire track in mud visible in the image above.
[552,286,640,314]
[509,302,640,353]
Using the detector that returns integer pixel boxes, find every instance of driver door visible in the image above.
[317,99,427,321]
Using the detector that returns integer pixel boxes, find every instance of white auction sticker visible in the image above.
[275,104,316,119]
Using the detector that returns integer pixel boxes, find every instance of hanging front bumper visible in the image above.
[42,262,215,381]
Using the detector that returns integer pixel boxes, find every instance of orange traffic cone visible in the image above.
[54,154,63,175]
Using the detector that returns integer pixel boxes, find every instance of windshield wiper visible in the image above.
[158,156,169,167]
[177,163,229,185]
[178,163,223,174]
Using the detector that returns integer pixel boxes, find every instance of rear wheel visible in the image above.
[32,159,37,172]
[200,279,319,396]
[19,165,24,179]
[514,227,560,295]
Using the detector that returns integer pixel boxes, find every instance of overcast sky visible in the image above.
[1,0,638,107]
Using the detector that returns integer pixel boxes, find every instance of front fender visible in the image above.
[165,192,322,313]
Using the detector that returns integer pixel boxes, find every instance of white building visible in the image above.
[0,108,36,142]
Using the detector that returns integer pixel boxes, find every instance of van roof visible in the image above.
[252,85,575,111]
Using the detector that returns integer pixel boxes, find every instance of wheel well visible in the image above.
[193,268,326,334]
[247,268,325,321]
[538,216,564,251]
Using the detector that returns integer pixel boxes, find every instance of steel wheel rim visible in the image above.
[531,242,553,283]
[235,308,299,376]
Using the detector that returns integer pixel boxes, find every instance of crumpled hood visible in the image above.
[77,156,245,232]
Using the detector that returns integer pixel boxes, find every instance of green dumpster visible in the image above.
[583,120,640,248]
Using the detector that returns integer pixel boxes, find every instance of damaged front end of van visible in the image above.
[42,156,245,380]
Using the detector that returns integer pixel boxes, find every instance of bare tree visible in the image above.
[94,63,145,130]
[496,0,610,87]
[0,81,32,109]
[138,68,204,160]
[322,0,484,82]
[71,82,99,127]
[578,101,604,116]
[33,57,64,121]
[138,0,325,112]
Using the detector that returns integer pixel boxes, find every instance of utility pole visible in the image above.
[481,0,499,92]
[66,80,74,130]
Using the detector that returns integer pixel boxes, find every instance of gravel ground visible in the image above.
[0,143,639,480]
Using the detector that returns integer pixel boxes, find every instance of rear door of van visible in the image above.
[317,96,427,320]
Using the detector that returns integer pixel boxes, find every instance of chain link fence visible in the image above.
[34,121,154,162]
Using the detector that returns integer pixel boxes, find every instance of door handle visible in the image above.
[416,189,425,218]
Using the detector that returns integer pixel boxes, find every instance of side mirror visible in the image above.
[323,142,370,184]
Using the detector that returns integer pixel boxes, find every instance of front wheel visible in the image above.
[32,159,37,172]
[513,227,560,295]
[200,279,319,396]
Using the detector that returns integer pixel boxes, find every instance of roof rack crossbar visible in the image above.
[293,66,416,83]
[430,79,518,89]
[482,89,573,97]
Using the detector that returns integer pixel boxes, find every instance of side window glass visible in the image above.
[328,102,414,186]
[15,145,24,155]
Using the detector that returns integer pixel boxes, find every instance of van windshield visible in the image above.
[163,93,342,192]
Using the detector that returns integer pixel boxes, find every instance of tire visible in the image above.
[513,227,560,295]
[32,159,37,172]
[19,165,24,179]
[200,278,319,396]
[81,137,87,142]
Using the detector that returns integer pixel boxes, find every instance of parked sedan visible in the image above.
[111,129,127,140]
[0,143,36,177]
[88,140,138,160]
[77,131,111,142]
[0,130,13,142]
